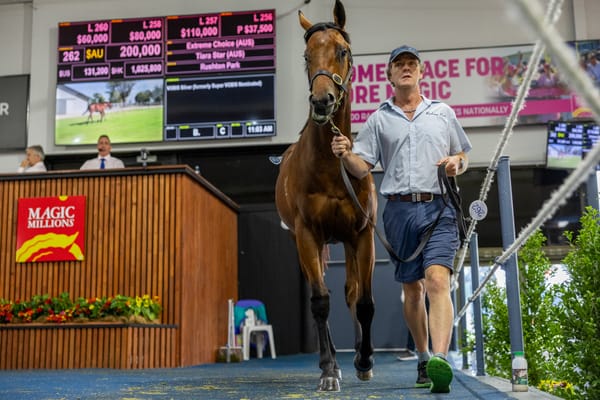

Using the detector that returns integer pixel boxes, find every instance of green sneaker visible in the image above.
[427,356,453,393]
[415,360,431,388]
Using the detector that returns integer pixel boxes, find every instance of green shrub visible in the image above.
[557,207,600,399]
[482,207,600,399]
[482,230,563,386]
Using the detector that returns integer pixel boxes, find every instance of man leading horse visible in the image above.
[332,44,472,394]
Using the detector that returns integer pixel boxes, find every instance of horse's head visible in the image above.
[300,0,352,125]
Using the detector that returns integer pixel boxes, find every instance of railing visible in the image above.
[454,0,600,378]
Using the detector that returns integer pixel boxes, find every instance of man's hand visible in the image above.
[331,134,351,158]
[437,154,466,177]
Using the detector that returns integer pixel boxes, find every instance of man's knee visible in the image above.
[402,281,425,304]
[424,265,451,294]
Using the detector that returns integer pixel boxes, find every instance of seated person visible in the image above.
[80,134,124,170]
[18,145,47,173]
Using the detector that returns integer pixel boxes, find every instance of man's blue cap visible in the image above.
[388,45,420,63]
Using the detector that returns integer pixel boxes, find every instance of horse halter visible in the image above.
[304,22,353,110]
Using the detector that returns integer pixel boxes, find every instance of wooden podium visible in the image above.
[0,165,238,369]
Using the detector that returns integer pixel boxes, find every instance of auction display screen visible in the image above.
[546,120,600,170]
[56,9,276,145]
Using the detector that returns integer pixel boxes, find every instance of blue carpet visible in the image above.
[0,352,515,399]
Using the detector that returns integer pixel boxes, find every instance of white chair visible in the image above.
[241,308,276,361]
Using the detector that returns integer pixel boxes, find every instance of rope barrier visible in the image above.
[452,0,565,291]
[454,0,600,324]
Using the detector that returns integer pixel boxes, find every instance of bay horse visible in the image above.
[84,102,111,123]
[275,0,376,392]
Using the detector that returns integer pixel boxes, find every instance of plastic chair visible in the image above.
[234,299,276,360]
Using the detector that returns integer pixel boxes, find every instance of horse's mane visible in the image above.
[303,22,350,44]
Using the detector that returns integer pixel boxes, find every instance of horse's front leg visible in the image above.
[310,291,341,391]
[296,227,340,391]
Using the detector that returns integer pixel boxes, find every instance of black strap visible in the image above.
[437,164,468,241]
[340,160,449,264]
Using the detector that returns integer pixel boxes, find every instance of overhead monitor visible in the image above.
[546,120,600,170]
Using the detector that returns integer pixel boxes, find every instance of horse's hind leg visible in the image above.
[354,299,374,380]
[344,237,375,381]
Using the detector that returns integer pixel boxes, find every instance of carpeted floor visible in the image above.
[0,351,539,400]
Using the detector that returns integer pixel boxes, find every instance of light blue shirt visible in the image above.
[353,95,472,196]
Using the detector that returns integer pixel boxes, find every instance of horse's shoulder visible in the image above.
[283,143,296,157]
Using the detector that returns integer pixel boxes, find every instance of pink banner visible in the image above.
[351,39,600,131]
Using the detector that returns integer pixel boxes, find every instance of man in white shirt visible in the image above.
[80,134,125,170]
[17,145,47,173]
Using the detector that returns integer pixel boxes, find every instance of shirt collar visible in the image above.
[380,95,437,111]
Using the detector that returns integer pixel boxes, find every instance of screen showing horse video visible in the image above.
[55,79,163,145]
[55,9,276,145]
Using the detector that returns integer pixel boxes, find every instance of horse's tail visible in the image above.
[83,105,90,115]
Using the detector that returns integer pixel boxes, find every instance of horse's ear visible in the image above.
[333,0,346,30]
[298,10,312,32]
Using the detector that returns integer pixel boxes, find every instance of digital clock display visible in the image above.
[56,9,276,145]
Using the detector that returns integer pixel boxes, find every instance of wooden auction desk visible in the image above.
[0,165,238,369]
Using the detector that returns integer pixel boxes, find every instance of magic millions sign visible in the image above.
[16,195,86,262]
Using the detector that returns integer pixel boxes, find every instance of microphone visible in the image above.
[136,148,157,167]
[140,148,148,167]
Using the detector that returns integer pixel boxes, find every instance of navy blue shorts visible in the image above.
[382,197,459,283]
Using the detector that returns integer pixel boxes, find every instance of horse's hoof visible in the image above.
[353,354,374,381]
[356,368,373,381]
[317,377,341,392]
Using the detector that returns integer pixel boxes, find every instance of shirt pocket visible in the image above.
[420,118,449,153]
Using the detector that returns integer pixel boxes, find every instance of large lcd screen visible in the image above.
[546,120,599,170]
[55,9,276,145]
